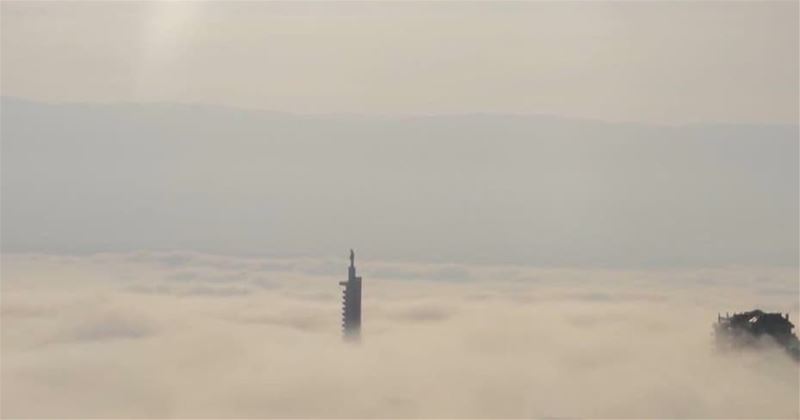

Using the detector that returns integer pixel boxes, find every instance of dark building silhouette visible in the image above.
[714,309,800,361]
[339,249,362,341]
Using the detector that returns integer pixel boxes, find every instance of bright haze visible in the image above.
[1,1,798,418]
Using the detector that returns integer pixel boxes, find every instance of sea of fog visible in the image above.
[2,252,798,418]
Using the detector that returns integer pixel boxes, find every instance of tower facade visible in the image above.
[339,249,362,341]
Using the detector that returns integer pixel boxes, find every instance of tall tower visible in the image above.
[339,249,362,341]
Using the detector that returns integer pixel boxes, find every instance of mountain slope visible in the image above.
[2,97,797,267]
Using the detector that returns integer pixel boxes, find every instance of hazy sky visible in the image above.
[2,1,798,124]
[2,2,799,266]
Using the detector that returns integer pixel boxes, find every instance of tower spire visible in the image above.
[340,248,362,341]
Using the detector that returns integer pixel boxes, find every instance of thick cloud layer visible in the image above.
[2,252,798,418]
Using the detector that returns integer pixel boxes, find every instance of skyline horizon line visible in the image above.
[2,248,798,272]
[3,95,798,128]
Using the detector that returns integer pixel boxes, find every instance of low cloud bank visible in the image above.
[2,252,798,418]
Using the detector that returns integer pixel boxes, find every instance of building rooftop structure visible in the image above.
[714,309,799,362]
[339,249,362,341]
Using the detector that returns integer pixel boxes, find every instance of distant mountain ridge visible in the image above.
[4,96,797,128]
[2,97,797,267]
